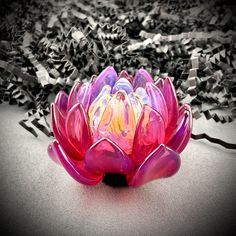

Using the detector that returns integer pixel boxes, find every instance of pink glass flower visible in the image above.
[48,67,192,187]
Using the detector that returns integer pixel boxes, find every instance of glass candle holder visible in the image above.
[48,67,192,187]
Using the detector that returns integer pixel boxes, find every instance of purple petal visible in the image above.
[90,66,117,103]
[128,144,181,187]
[85,138,134,174]
[133,68,154,90]
[54,91,68,117]
[112,78,133,94]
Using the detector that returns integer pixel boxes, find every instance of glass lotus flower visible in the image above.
[48,67,192,187]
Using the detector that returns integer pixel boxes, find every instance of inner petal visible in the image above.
[96,90,136,154]
[112,78,133,94]
[88,85,112,134]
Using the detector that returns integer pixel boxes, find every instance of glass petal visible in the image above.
[146,82,168,127]
[127,144,180,187]
[88,85,112,135]
[155,77,164,90]
[167,104,192,153]
[48,141,61,165]
[162,77,179,142]
[66,103,92,157]
[128,93,143,123]
[52,140,103,185]
[85,138,134,174]
[132,105,165,166]
[96,90,136,154]
[54,91,68,117]
[90,66,117,103]
[133,68,154,90]
[135,87,151,105]
[67,82,81,111]
[112,78,133,94]
[51,103,83,160]
[118,70,133,83]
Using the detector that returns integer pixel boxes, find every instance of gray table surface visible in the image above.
[0,103,235,236]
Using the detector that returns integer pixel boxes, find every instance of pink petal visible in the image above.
[133,68,154,90]
[167,104,192,153]
[54,91,68,117]
[155,77,164,90]
[127,144,181,187]
[132,105,165,166]
[67,82,81,111]
[90,66,117,103]
[118,70,133,83]
[146,82,169,127]
[85,138,134,174]
[77,82,92,111]
[162,77,179,142]
[66,103,92,157]
[52,140,103,185]
[51,103,82,160]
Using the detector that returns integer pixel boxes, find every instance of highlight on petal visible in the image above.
[127,144,181,187]
[51,103,83,160]
[112,78,133,94]
[88,85,112,134]
[135,87,151,105]
[67,81,81,111]
[133,68,154,90]
[96,90,136,154]
[132,105,165,166]
[167,104,192,153]
[85,138,134,175]
[146,82,168,127]
[52,140,103,185]
[162,77,179,142]
[66,103,92,157]
[90,66,117,102]
[54,91,68,117]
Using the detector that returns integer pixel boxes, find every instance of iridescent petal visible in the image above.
[88,85,112,134]
[135,87,151,105]
[118,70,133,83]
[66,103,92,157]
[112,78,133,94]
[167,104,192,153]
[90,66,117,102]
[54,91,68,117]
[85,138,134,174]
[67,82,81,111]
[132,105,165,166]
[133,68,154,90]
[146,83,168,127]
[51,103,83,160]
[96,90,136,154]
[162,77,179,142]
[52,140,103,185]
[127,144,181,187]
